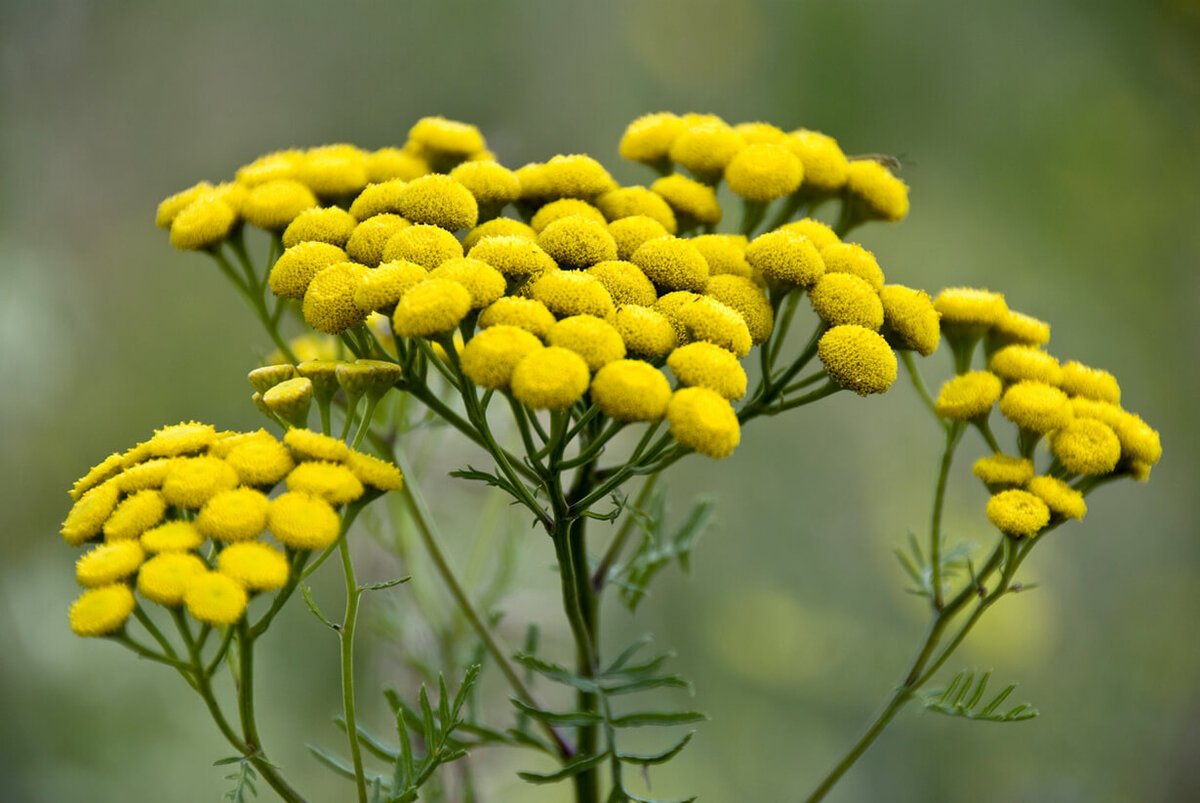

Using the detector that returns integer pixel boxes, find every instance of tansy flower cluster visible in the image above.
[62,422,402,637]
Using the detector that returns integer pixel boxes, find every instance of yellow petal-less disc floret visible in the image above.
[818,325,897,396]
[724,144,804,201]
[651,174,722,227]
[667,342,747,400]
[933,287,1008,329]
[777,218,841,251]
[746,229,825,288]
[1112,411,1162,466]
[268,492,341,550]
[511,347,591,410]
[156,182,213,228]
[161,457,239,510]
[408,116,486,158]
[677,297,753,358]
[185,572,248,625]
[973,454,1035,488]
[653,291,703,344]
[460,326,544,390]
[547,316,626,372]
[354,260,428,312]
[392,278,472,337]
[705,275,773,344]
[784,130,850,194]
[935,372,1003,421]
[248,365,296,395]
[986,489,1050,538]
[462,218,537,251]
[595,187,677,233]
[242,179,318,230]
[608,216,671,261]
[522,154,617,201]
[218,542,289,592]
[140,520,205,553]
[69,584,136,637]
[879,285,941,357]
[76,541,145,588]
[809,273,884,330]
[382,224,463,270]
[691,234,752,279]
[137,552,207,606]
[820,243,885,291]
[734,121,787,145]
[428,257,507,309]
[224,439,295,488]
[1058,361,1121,405]
[348,180,407,221]
[236,150,303,187]
[529,271,615,320]
[147,422,217,458]
[844,159,909,222]
[612,305,678,357]
[448,160,521,208]
[366,147,428,182]
[999,381,1073,434]
[345,214,411,267]
[286,461,365,505]
[538,215,619,269]
[302,262,370,334]
[620,113,685,165]
[283,428,351,463]
[631,236,709,293]
[468,235,557,279]
[103,489,168,541]
[261,377,313,425]
[478,297,558,340]
[668,118,745,183]
[69,452,124,501]
[586,260,658,307]
[991,309,1051,347]
[531,199,607,233]
[346,450,405,492]
[283,206,358,248]
[169,197,236,251]
[395,174,478,231]
[989,345,1061,385]
[589,360,672,422]
[299,144,369,197]
[1050,418,1121,475]
[1026,475,1087,521]
[667,387,740,459]
[196,487,270,542]
[62,481,121,545]
[211,429,278,457]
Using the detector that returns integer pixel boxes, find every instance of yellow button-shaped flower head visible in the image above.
[69,584,136,637]
[62,481,121,545]
[651,174,722,227]
[511,347,591,410]
[691,234,752,279]
[524,154,617,202]
[382,224,463,270]
[531,199,607,233]
[986,489,1050,538]
[746,229,825,288]
[347,180,407,221]
[396,174,478,231]
[547,315,626,372]
[653,291,702,345]
[162,457,239,510]
[991,309,1051,347]
[879,285,941,357]
[104,489,168,541]
[1058,361,1121,405]
[933,287,1008,331]
[705,275,773,344]
[147,421,217,458]
[196,487,270,542]
[668,342,747,400]
[620,112,685,165]
[999,381,1073,434]
[468,235,557,279]
[538,215,619,269]
[156,181,213,228]
[989,345,1061,385]
[777,218,841,251]
[1026,475,1087,521]
[287,461,364,505]
[724,144,804,201]
[236,149,304,187]
[462,218,537,251]
[587,260,658,307]
[667,387,740,459]
[140,520,205,553]
[243,179,318,230]
[392,278,472,338]
[299,144,369,198]
[448,160,521,208]
[283,206,358,248]
[346,214,411,267]
[185,572,249,625]
[820,243,884,291]
[224,439,295,487]
[218,542,289,592]
[1050,418,1121,475]
[596,187,677,233]
[818,325,898,396]
[346,450,405,492]
[478,297,557,340]
[677,297,753,358]
[428,257,507,309]
[354,260,428,313]
[366,147,428,183]
[668,118,745,182]
[461,326,544,390]
[69,452,124,502]
[612,305,678,357]
[76,541,145,588]
[529,271,615,319]
[138,553,207,606]
[169,197,236,251]
[261,377,313,427]
[1112,411,1162,466]
[935,372,1002,421]
[302,262,371,335]
[631,237,709,294]
[590,360,672,422]
[972,454,1035,489]
[844,160,909,222]
[284,428,351,463]
[734,121,787,145]
[608,216,671,261]
[248,365,295,395]
[409,116,486,158]
[268,492,341,550]
[784,129,850,194]
[809,273,884,330]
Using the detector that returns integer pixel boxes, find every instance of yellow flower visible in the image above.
[169,197,236,251]
[547,315,627,372]
[820,243,884,291]
[302,262,371,335]
[242,179,318,230]
[345,450,405,492]
[777,218,841,251]
[1026,475,1087,521]
[809,273,884,330]
[336,360,400,398]
[935,372,1002,420]
[999,381,1073,434]
[677,296,753,358]
[247,365,296,395]
[817,325,897,396]
[1112,411,1162,466]
[511,347,592,410]
[222,440,294,489]
[650,174,722,226]
[668,342,747,400]
[538,215,619,268]
[478,297,557,340]
[972,454,1035,488]
[353,260,428,313]
[448,160,521,207]
[396,174,478,231]
[381,223,463,270]
[608,216,671,261]
[745,229,825,288]
[428,257,507,309]
[631,236,710,293]
[76,541,145,588]
[986,489,1050,538]
[667,387,740,459]
[392,278,473,337]
[366,147,429,182]
[620,112,685,165]
[653,291,702,344]
[140,520,205,553]
[844,159,909,222]
[185,572,249,625]
[733,121,787,145]
[345,214,411,268]
[879,285,941,357]
[590,360,672,422]
[283,206,359,248]
[268,492,341,550]
[298,144,369,197]
[784,129,849,194]
[520,154,617,201]
[462,217,537,251]
[218,542,290,592]
[137,552,207,606]
[195,487,271,542]
[1058,361,1121,405]
[724,144,804,201]
[529,270,615,319]
[613,304,679,357]
[531,199,607,233]
[161,457,240,509]
[1070,397,1124,429]
[989,345,1062,385]
[1050,419,1121,476]
[156,181,213,228]
[69,584,136,637]
[691,234,752,279]
[668,118,745,182]
[408,116,486,157]
[933,287,1008,329]
[116,458,179,494]
[261,377,314,426]
[586,260,658,307]
[103,489,168,541]
[287,461,365,505]
[347,179,407,221]
[705,275,773,344]
[62,481,121,545]
[147,421,217,458]
[990,309,1051,347]
[460,326,544,390]
[467,235,557,280]
[69,452,124,501]
[283,428,351,462]
[235,149,304,187]
[596,187,677,233]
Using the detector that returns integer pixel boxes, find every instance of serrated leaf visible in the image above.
[609,711,707,728]
[510,697,604,727]
[920,670,1039,723]
[514,653,601,693]
[517,750,611,784]
[616,731,695,765]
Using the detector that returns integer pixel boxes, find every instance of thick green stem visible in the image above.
[338,537,369,803]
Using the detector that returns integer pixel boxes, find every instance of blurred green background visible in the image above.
[3,1,1198,801]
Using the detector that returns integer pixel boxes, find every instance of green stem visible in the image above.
[900,350,943,428]
[591,472,661,591]
[930,421,966,610]
[337,536,369,803]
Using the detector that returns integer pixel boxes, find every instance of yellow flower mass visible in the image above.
[511,347,591,410]
[589,360,672,422]
[986,489,1050,538]
[667,387,740,459]
[70,584,136,637]
[818,325,897,396]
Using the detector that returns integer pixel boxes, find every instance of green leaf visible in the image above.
[517,751,611,784]
[616,731,695,765]
[618,494,713,612]
[510,697,604,727]
[606,634,654,674]
[334,716,399,762]
[602,674,691,696]
[609,711,707,728]
[308,744,386,786]
[513,653,601,693]
[919,670,1039,723]
[360,576,411,592]
[213,755,246,766]
[300,584,338,631]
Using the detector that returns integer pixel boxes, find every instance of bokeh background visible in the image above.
[3,1,1198,801]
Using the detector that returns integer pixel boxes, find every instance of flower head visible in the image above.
[586,260,658,307]
[777,218,840,251]
[531,199,607,233]
[409,116,486,158]
[935,372,1003,421]
[691,234,752,279]
[460,326,544,390]
[650,174,722,226]
[724,144,804,201]
[396,174,478,231]
[392,278,473,337]
[140,520,205,553]
[999,381,1073,434]
[169,197,236,251]
[69,584,136,637]
[668,342,747,400]
[817,325,897,396]
[354,260,428,312]
[596,187,677,233]
[820,243,884,291]
[538,215,619,269]
[283,207,359,249]
[784,130,849,193]
[137,553,208,606]
[69,452,124,502]
[612,305,678,357]
[631,237,709,294]
[746,229,824,288]
[589,360,672,422]
[462,217,537,251]
[808,273,884,330]
[346,214,411,267]
[986,489,1050,538]
[879,285,940,356]
[448,160,521,207]
[345,450,405,492]
[242,180,318,230]
[990,309,1051,347]
[76,541,145,588]
[521,154,616,201]
[268,492,341,550]
[668,118,745,182]
[161,457,239,509]
[218,542,290,592]
[147,422,217,458]
[510,347,591,410]
[667,387,740,459]
[676,296,753,358]
[989,345,1061,385]
[620,113,685,165]
[705,275,773,344]
[428,257,507,309]
[547,316,626,372]
[302,262,370,334]
[1026,475,1087,521]
[529,271,615,320]
[185,572,249,625]
[381,224,463,270]
[103,489,168,541]
[844,159,909,222]
[478,297,558,340]
[1051,418,1121,476]
[196,487,271,542]
[1058,361,1121,405]
[972,454,1035,489]
[468,235,557,279]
